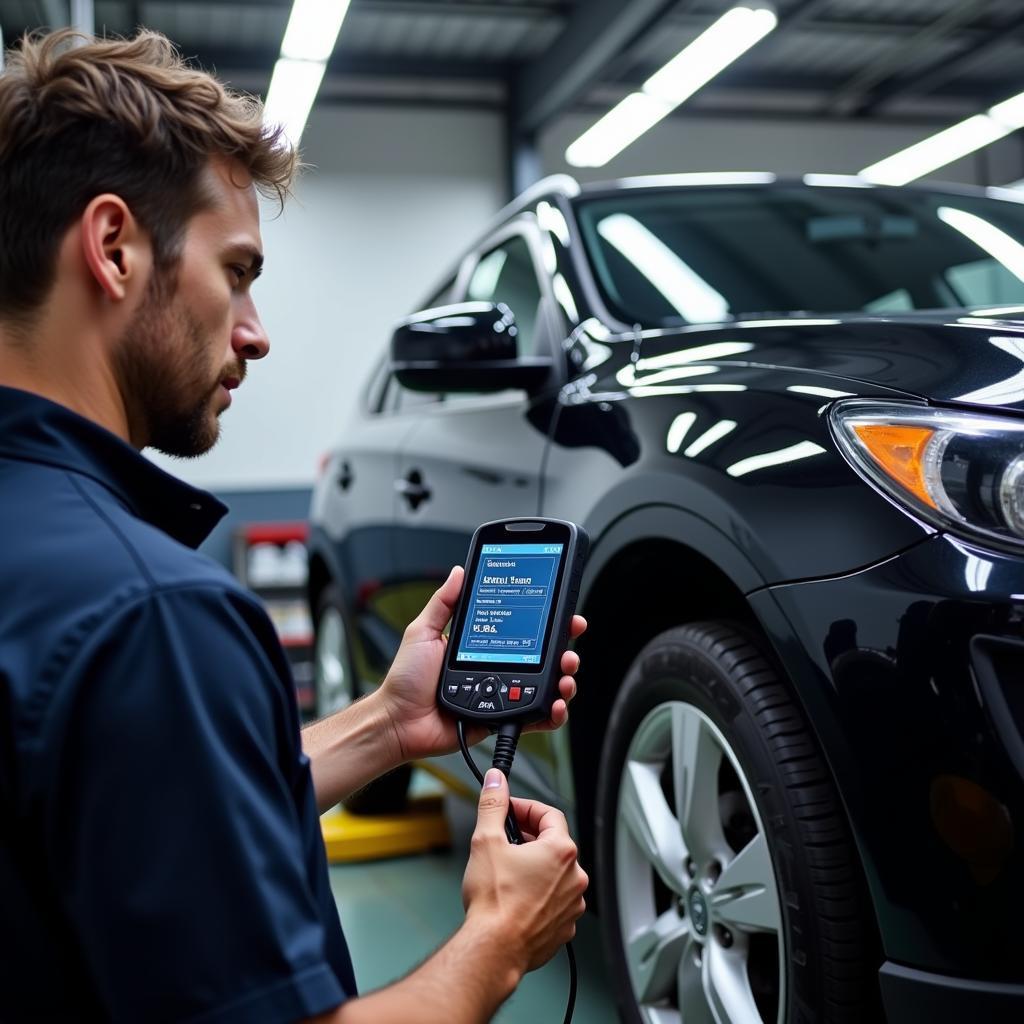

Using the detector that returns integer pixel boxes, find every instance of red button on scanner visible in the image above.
[509,687,521,701]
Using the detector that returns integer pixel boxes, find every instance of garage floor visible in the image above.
[327,780,620,1022]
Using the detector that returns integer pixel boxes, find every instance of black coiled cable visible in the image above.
[456,718,578,1024]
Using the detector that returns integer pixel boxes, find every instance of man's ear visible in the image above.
[80,195,151,303]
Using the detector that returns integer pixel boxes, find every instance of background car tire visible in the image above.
[314,583,411,815]
[596,622,880,1024]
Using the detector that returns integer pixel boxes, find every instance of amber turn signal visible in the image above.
[852,424,938,510]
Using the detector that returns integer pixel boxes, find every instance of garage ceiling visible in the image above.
[2,0,1024,128]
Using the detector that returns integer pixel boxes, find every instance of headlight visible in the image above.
[831,400,1024,550]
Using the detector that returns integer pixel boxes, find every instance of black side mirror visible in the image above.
[390,302,553,393]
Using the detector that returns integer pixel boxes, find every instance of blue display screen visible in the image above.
[456,543,564,665]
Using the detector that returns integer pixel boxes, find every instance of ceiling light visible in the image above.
[281,0,352,62]
[264,1,352,150]
[566,93,674,169]
[264,58,328,150]
[860,88,1024,186]
[643,5,777,106]
[566,4,777,168]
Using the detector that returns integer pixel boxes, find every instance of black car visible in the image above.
[307,173,1024,1024]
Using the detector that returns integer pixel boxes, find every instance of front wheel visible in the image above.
[596,622,878,1024]
[314,584,411,815]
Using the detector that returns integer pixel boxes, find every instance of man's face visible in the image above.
[113,158,268,457]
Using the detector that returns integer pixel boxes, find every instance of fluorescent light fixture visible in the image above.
[726,440,826,478]
[937,206,1024,284]
[281,0,352,62]
[566,4,777,168]
[566,93,673,168]
[684,419,737,457]
[860,87,1024,186]
[598,213,730,323]
[644,5,777,105]
[264,58,328,150]
[264,1,352,150]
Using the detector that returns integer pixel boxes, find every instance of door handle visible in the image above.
[396,469,431,510]
[337,461,354,491]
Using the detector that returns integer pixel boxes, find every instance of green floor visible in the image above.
[328,782,620,1022]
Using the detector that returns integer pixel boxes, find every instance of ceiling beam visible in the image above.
[853,7,1024,116]
[511,0,678,136]
[822,0,991,116]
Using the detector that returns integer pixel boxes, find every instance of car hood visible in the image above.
[634,313,1024,414]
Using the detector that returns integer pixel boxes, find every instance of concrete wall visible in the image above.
[148,103,507,493]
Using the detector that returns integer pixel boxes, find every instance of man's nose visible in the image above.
[232,307,270,361]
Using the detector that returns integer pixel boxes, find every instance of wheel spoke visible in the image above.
[678,939,716,1024]
[620,761,688,894]
[671,704,724,864]
[626,908,690,1005]
[703,941,761,1024]
[712,833,781,935]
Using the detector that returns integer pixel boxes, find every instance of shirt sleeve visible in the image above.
[34,584,347,1024]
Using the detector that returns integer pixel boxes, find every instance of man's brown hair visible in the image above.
[0,30,296,323]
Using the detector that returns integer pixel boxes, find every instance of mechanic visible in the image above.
[0,30,588,1023]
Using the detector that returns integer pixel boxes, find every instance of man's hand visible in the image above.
[378,566,586,764]
[305,770,589,1024]
[462,769,588,973]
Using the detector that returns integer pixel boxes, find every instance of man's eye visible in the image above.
[229,265,247,284]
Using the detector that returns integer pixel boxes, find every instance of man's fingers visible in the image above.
[560,650,580,675]
[509,797,569,839]
[408,566,463,638]
[558,675,577,702]
[570,615,587,639]
[475,768,511,837]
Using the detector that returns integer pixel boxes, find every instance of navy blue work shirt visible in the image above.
[0,386,356,1022]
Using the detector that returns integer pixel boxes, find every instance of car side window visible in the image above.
[466,235,543,354]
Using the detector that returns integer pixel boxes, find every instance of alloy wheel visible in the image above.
[615,700,785,1024]
[315,606,355,715]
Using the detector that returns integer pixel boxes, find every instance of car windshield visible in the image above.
[574,185,1024,327]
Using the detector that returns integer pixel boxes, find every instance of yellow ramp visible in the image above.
[321,795,451,863]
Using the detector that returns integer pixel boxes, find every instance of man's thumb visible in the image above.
[476,768,509,829]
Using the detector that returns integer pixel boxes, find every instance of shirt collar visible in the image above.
[0,385,227,549]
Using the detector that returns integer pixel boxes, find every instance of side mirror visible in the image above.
[390,302,553,393]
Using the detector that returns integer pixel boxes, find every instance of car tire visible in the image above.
[314,583,411,815]
[596,622,879,1024]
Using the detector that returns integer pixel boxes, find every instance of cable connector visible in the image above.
[491,722,523,844]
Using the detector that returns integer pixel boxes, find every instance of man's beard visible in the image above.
[113,276,234,458]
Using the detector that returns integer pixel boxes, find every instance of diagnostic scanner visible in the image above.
[438,517,588,727]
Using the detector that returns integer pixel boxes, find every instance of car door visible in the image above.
[311,360,444,689]
[393,218,569,801]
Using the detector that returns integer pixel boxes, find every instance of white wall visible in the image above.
[151,102,1024,492]
[149,104,506,490]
